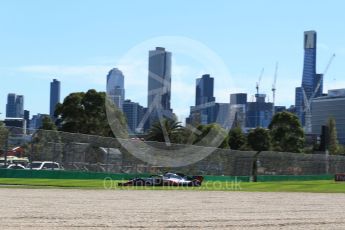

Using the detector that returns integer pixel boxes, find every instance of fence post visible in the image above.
[106,147,110,173]
[325,150,329,174]
[4,130,9,167]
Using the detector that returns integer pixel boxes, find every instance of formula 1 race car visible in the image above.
[118,172,204,187]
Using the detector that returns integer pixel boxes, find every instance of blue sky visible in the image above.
[0,0,344,121]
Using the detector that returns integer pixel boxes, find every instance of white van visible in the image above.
[26,161,61,170]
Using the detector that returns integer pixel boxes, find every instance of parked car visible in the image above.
[7,164,26,170]
[26,161,61,170]
[0,156,29,167]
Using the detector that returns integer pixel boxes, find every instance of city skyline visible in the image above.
[1,1,345,121]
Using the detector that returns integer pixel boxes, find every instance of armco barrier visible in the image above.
[257,174,334,182]
[0,169,151,181]
[0,169,334,182]
[204,175,250,182]
[0,169,252,182]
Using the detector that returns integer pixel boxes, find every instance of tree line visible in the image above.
[32,89,344,155]
[146,111,306,153]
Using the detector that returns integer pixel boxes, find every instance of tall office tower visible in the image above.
[195,74,216,124]
[50,79,61,118]
[123,99,144,134]
[246,94,273,128]
[6,93,17,118]
[214,103,231,129]
[230,93,247,105]
[106,68,125,110]
[147,47,172,112]
[295,87,304,125]
[230,93,247,129]
[315,73,323,97]
[29,114,49,129]
[295,30,322,126]
[24,110,30,128]
[186,74,217,126]
[6,93,24,118]
[146,47,173,128]
[302,31,317,99]
[195,74,215,106]
[15,95,24,118]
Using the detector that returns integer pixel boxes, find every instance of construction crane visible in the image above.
[311,53,336,100]
[302,53,336,133]
[256,68,264,94]
[272,62,279,115]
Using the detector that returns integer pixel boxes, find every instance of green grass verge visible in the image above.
[0,178,345,193]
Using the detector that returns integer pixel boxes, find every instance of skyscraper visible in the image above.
[50,79,61,118]
[6,93,17,118]
[147,47,172,112]
[24,110,30,128]
[146,47,173,127]
[214,103,231,129]
[15,95,24,118]
[246,94,273,128]
[6,93,24,118]
[295,30,323,126]
[302,31,317,99]
[230,93,247,105]
[311,89,345,144]
[123,99,144,134]
[195,74,215,106]
[186,74,217,125]
[230,93,247,129]
[106,68,125,110]
[295,87,304,125]
[195,74,216,124]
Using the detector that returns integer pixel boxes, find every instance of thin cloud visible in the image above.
[11,61,303,119]
[16,65,112,86]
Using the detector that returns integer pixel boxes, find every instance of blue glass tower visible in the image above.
[195,74,216,124]
[296,31,319,125]
[301,31,317,99]
[195,74,215,106]
[186,74,217,125]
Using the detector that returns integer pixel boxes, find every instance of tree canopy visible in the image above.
[40,116,57,130]
[55,89,127,137]
[146,119,184,143]
[269,111,304,153]
[193,123,229,149]
[0,121,9,153]
[247,127,270,151]
[327,117,340,154]
[228,126,246,150]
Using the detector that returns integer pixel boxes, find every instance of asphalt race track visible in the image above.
[1,188,345,229]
